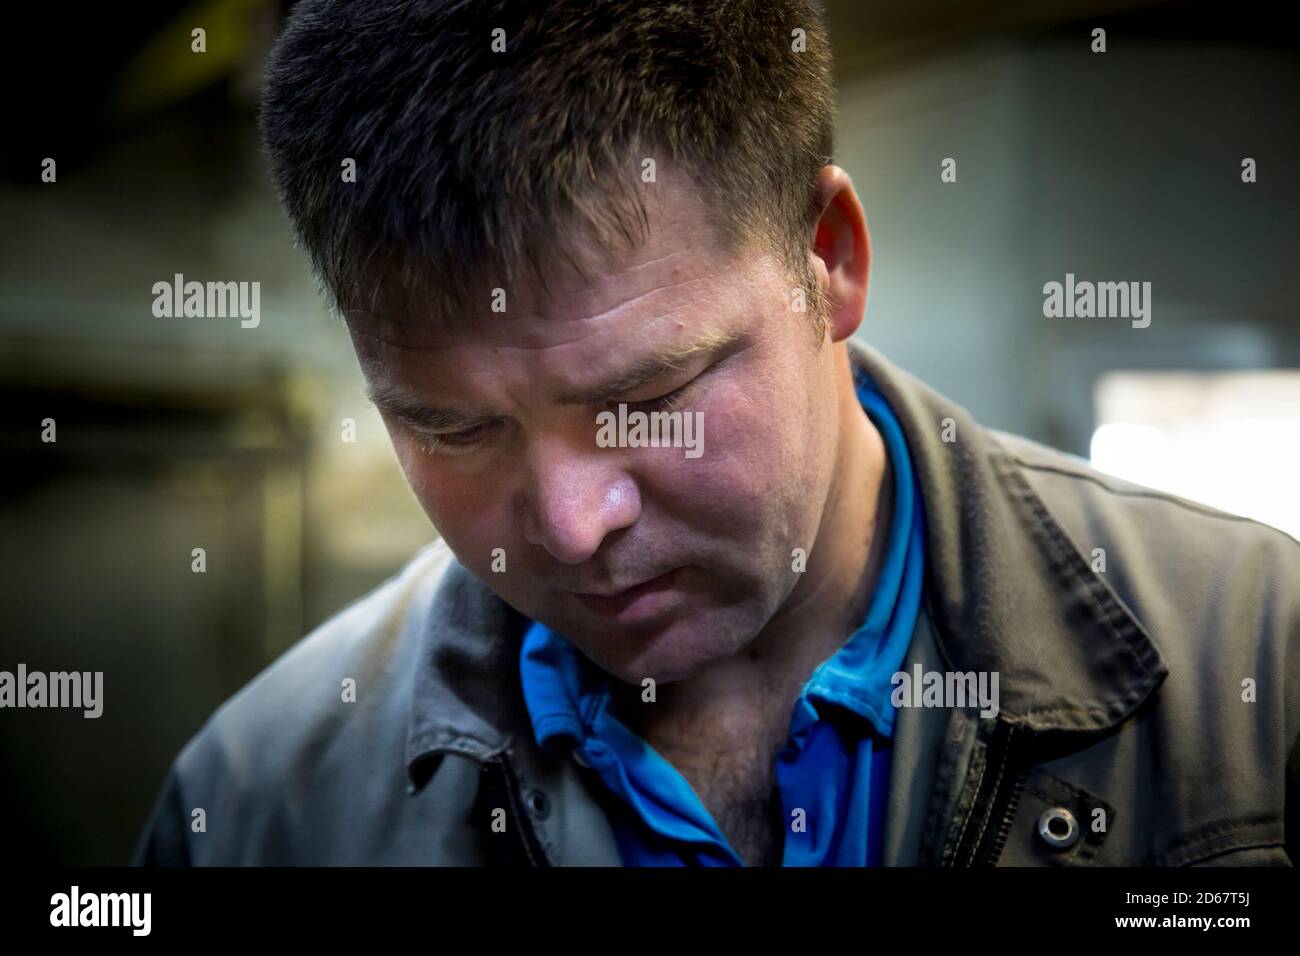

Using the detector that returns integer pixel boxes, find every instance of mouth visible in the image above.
[571,568,682,623]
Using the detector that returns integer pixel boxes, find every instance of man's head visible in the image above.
[260,0,873,685]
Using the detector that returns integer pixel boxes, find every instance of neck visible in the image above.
[612,345,892,755]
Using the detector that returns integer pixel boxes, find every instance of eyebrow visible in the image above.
[364,382,491,431]
[556,328,745,405]
[366,327,745,429]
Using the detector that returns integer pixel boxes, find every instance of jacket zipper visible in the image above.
[949,723,1028,867]
[493,754,552,867]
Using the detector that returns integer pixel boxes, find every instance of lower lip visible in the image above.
[574,569,682,624]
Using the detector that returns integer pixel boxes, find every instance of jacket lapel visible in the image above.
[846,339,1168,733]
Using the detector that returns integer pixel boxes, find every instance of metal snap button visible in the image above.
[526,789,551,820]
[1037,807,1080,850]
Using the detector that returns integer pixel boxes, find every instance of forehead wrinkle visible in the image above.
[593,248,696,282]
[492,273,714,354]
[347,319,458,353]
[345,277,706,356]
[363,320,742,424]
[351,262,741,415]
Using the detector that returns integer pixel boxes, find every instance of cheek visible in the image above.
[641,381,815,531]
[393,440,514,571]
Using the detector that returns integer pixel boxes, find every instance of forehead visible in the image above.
[348,263,757,415]
[345,176,779,369]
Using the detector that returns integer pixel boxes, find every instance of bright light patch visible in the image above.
[1091,371,1300,543]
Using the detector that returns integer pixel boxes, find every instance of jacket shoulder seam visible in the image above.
[1002,450,1300,551]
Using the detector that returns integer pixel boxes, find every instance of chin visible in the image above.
[580,606,762,685]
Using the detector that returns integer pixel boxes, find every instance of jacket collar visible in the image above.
[403,556,529,783]
[846,339,1167,733]
[404,341,1169,784]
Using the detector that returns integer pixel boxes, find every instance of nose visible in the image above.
[520,435,641,565]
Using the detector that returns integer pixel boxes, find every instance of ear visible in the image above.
[808,165,871,343]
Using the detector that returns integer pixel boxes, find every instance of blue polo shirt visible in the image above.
[519,369,926,865]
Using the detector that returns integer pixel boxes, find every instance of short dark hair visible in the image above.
[259,0,836,328]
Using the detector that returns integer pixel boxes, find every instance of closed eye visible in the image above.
[621,377,702,415]
[409,419,503,456]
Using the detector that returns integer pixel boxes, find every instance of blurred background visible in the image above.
[1,0,1296,864]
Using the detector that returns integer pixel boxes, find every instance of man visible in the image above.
[135,0,1299,866]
